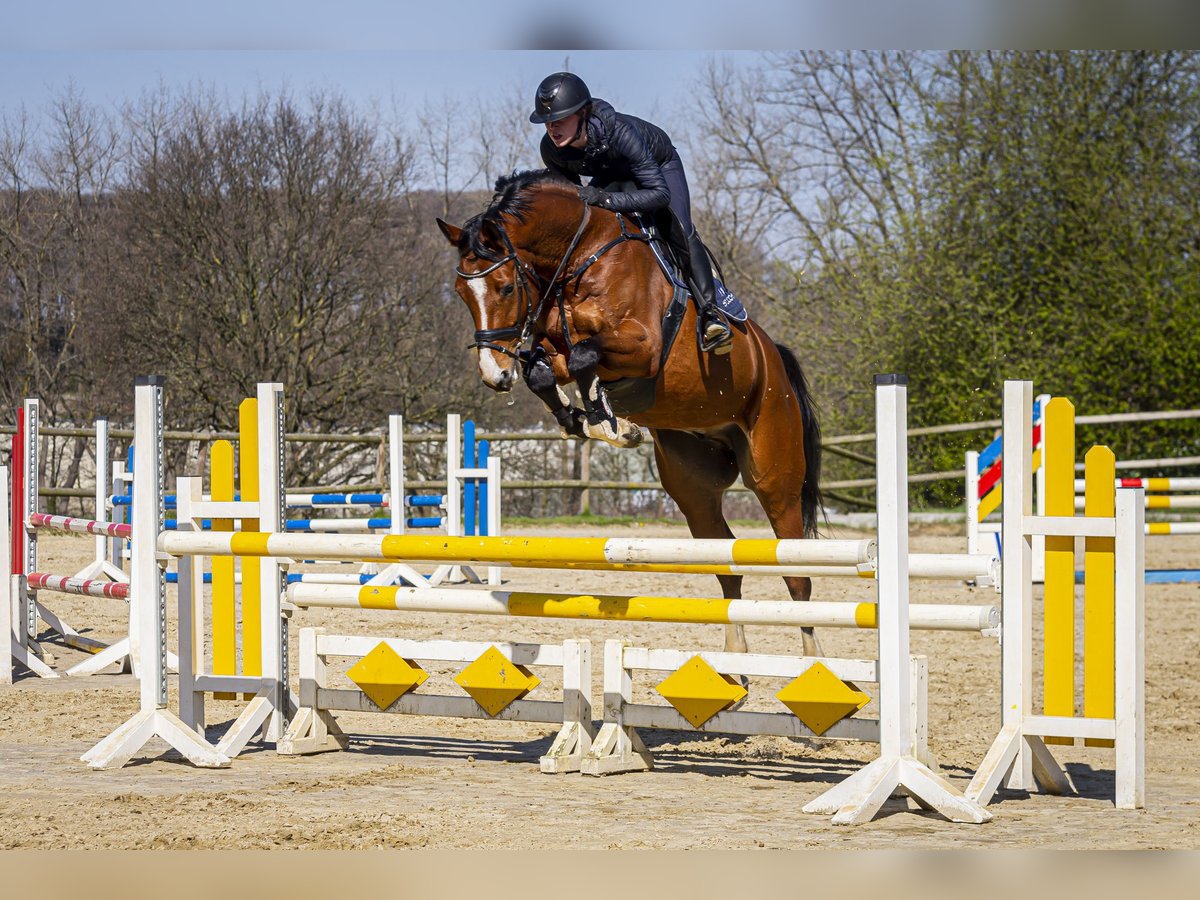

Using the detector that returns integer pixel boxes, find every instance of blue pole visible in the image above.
[463,419,476,537]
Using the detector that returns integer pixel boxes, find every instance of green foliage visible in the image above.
[698,51,1200,508]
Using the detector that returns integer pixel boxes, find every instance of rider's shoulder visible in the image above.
[589,97,617,119]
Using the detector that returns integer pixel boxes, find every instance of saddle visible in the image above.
[600,210,748,415]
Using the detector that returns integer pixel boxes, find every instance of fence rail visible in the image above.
[4,406,1200,516]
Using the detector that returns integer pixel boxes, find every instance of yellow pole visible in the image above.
[210,440,236,699]
[238,398,261,683]
[1083,445,1116,747]
[1043,397,1075,742]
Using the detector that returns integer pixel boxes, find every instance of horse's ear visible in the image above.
[436,218,463,246]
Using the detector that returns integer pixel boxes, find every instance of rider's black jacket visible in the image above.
[539,98,677,215]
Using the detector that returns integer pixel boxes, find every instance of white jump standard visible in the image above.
[81,376,233,769]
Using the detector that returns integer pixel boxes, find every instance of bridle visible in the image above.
[456,200,592,362]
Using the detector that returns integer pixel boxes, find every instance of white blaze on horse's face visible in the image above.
[463,274,515,391]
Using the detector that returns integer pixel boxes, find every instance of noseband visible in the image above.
[456,202,591,361]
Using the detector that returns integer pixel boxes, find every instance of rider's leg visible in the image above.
[661,157,732,355]
[684,229,732,354]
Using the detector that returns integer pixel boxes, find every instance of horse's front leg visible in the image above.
[567,339,643,448]
[521,349,587,439]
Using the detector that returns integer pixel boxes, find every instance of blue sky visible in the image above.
[0,50,754,137]
[2,1,1193,151]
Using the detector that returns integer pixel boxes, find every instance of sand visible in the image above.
[0,522,1196,849]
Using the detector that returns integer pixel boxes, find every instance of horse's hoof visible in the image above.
[584,417,643,448]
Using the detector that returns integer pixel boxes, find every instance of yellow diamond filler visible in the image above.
[347,641,429,710]
[454,646,541,717]
[776,661,869,736]
[655,655,748,728]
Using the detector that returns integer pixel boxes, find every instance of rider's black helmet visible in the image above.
[529,72,592,124]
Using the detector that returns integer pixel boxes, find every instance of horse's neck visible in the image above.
[521,195,587,271]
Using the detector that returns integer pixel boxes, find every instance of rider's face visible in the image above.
[545,112,584,149]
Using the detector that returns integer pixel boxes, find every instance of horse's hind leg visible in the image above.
[650,429,747,654]
[733,409,825,658]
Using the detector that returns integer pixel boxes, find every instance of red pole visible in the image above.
[11,405,23,575]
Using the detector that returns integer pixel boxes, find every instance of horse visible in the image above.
[437,169,824,656]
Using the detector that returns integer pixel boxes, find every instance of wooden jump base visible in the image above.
[2,398,141,682]
[966,382,1145,810]
[132,375,991,824]
[69,374,1145,824]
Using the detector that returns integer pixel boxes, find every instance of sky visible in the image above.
[4,0,1198,123]
[2,1,1196,166]
[0,49,749,137]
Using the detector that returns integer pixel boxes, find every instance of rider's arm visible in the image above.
[596,119,671,214]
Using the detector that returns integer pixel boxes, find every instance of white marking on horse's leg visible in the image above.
[724,624,748,655]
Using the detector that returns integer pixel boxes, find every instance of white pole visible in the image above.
[159,531,879,568]
[1,465,12,684]
[82,376,229,769]
[21,399,38,641]
[875,375,910,757]
[446,413,461,538]
[1033,393,1050,583]
[94,418,109,569]
[965,449,981,557]
[135,379,166,712]
[1004,380,1036,790]
[256,382,287,742]
[1114,487,1146,809]
[487,454,502,585]
[805,375,989,824]
[175,476,204,731]
[389,414,404,536]
[111,459,129,566]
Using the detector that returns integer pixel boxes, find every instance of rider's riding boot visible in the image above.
[685,231,733,355]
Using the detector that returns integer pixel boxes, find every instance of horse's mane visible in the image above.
[459,169,576,261]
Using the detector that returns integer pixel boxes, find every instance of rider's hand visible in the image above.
[578,185,613,209]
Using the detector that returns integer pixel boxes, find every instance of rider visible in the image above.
[530,71,733,355]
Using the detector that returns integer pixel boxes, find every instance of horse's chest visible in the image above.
[541,301,607,346]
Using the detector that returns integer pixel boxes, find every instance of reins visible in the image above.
[457,200,591,360]
[456,191,649,360]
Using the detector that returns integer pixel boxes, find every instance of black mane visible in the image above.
[459,169,575,261]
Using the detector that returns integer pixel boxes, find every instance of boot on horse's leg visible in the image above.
[521,350,587,439]
[684,230,732,355]
[567,340,643,448]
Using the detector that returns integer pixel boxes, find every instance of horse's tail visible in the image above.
[775,343,825,539]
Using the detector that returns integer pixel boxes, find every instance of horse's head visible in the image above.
[438,170,584,392]
[437,215,526,391]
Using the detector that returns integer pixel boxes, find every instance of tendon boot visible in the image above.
[685,231,732,355]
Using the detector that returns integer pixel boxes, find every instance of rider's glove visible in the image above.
[578,185,613,209]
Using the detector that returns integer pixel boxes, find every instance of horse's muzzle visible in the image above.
[478,356,516,392]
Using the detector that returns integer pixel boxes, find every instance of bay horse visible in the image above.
[437,170,824,656]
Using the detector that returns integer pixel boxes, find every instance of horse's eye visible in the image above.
[499,284,515,297]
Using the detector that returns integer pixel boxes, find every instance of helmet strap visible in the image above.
[571,104,589,144]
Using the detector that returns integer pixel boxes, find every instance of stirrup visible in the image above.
[700,310,733,355]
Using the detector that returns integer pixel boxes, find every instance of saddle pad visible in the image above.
[637,215,748,323]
